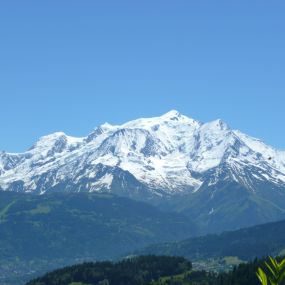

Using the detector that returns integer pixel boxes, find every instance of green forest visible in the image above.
[25,255,285,285]
[138,219,285,261]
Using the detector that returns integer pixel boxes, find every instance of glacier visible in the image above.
[0,110,285,198]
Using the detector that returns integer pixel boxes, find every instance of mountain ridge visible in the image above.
[1,110,284,195]
[136,217,285,262]
[1,110,285,232]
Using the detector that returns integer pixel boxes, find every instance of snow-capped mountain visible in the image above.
[1,110,285,198]
[1,110,285,232]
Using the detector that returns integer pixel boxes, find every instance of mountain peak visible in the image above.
[207,119,230,131]
[100,122,115,129]
[1,111,285,200]
[1,112,285,237]
[162,110,182,118]
[30,132,67,148]
[159,110,201,127]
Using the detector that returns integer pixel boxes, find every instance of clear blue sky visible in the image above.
[0,1,284,152]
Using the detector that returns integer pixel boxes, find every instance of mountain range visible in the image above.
[1,110,285,232]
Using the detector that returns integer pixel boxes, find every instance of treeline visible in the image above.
[26,255,192,285]
[26,255,285,285]
[150,258,263,285]
[152,257,285,285]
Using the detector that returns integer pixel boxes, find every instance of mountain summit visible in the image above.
[1,111,285,232]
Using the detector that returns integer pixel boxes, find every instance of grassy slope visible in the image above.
[0,191,196,284]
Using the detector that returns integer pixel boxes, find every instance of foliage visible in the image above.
[27,255,285,285]
[257,256,285,285]
[26,255,192,285]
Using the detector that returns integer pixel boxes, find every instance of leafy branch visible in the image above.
[257,257,285,285]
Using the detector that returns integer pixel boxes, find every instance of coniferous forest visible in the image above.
[26,255,285,285]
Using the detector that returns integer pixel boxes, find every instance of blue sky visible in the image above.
[0,1,284,152]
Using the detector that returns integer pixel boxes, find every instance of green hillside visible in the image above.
[0,191,196,285]
[137,218,285,262]
[26,255,281,285]
[26,255,193,285]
